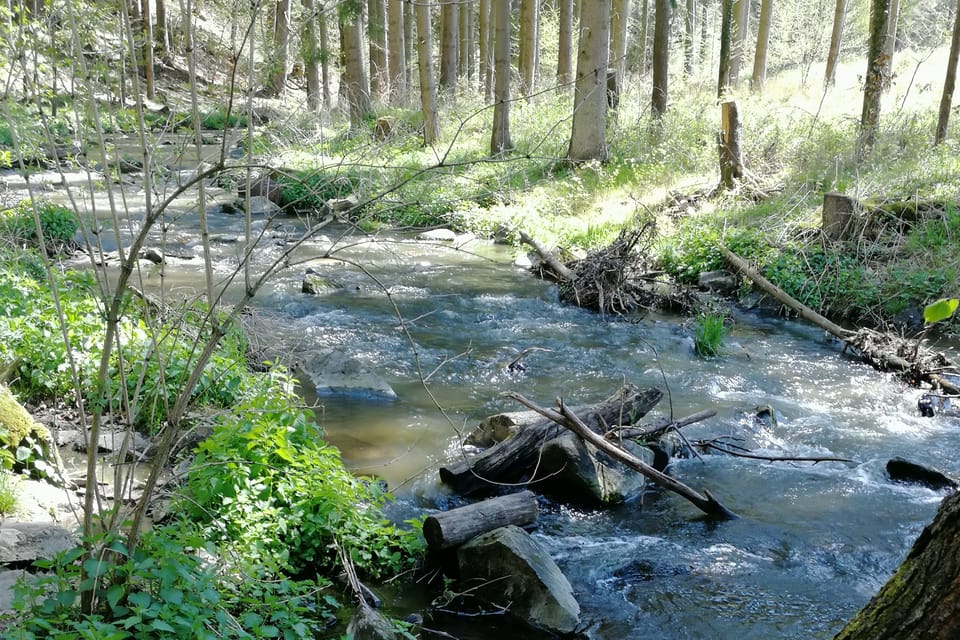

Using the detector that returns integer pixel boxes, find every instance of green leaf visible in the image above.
[106,584,126,610]
[150,620,176,633]
[924,298,959,324]
[128,591,153,609]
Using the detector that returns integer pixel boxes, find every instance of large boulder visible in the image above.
[457,525,580,635]
[296,349,396,400]
[538,433,653,506]
[0,521,76,565]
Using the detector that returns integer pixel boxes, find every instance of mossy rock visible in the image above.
[0,385,52,473]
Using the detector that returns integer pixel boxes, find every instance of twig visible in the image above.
[696,440,858,465]
[607,409,716,440]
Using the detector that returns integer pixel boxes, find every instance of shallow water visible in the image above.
[94,210,958,639]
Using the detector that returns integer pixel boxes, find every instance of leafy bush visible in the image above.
[181,372,423,580]
[277,169,359,211]
[0,201,78,250]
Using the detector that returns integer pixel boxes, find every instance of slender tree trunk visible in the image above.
[480,0,494,98]
[610,0,630,98]
[935,0,960,145]
[266,0,291,96]
[824,0,847,88]
[404,0,414,87]
[416,0,440,143]
[651,0,669,117]
[320,10,332,107]
[639,0,649,72]
[718,0,733,97]
[751,0,772,92]
[490,0,512,153]
[368,0,388,97]
[439,0,459,91]
[156,0,167,57]
[303,0,322,111]
[858,0,890,157]
[729,0,748,86]
[700,0,710,64]
[881,0,900,91]
[684,0,696,75]
[140,0,155,99]
[518,0,539,95]
[568,0,610,162]
[387,0,407,104]
[341,6,372,129]
[558,0,574,85]
[833,490,960,640]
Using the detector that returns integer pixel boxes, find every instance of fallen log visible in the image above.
[439,385,663,496]
[422,490,539,550]
[508,393,738,520]
[720,246,960,396]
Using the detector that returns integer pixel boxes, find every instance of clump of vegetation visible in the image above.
[0,470,18,516]
[0,200,78,251]
[693,311,728,357]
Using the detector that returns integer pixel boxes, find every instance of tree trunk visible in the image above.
[490,0,512,154]
[881,0,900,91]
[609,0,630,99]
[155,0,167,56]
[729,0,749,87]
[423,491,539,550]
[464,0,476,83]
[824,0,847,88]
[935,0,960,145]
[684,0,696,76]
[439,0,459,91]
[440,386,663,496]
[368,0,388,97]
[751,0,772,92]
[387,0,406,104]
[140,0,155,99]
[651,0,670,117]
[718,0,733,97]
[415,0,440,144]
[568,0,611,162]
[341,7,372,129]
[266,0,291,97]
[404,0,414,88]
[833,490,960,640]
[480,0,494,99]
[718,100,743,188]
[558,0,574,85]
[639,0,649,72]
[320,11,332,107]
[858,0,891,157]
[519,0,539,95]
[302,0,322,111]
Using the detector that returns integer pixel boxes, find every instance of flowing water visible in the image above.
[81,195,958,639]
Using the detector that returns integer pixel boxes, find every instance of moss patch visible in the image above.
[0,384,51,470]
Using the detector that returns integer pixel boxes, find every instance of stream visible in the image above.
[52,170,960,639]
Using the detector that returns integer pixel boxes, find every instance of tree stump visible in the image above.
[718,100,743,188]
[822,192,862,241]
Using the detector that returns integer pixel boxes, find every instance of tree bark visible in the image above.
[684,0,696,76]
[387,0,407,104]
[728,0,749,87]
[610,0,630,99]
[140,0,155,99]
[651,0,670,118]
[568,0,611,162]
[439,0,459,91]
[558,0,574,85]
[480,0,494,99]
[718,0,733,97]
[639,0,649,72]
[490,0,512,154]
[404,0,414,87]
[519,0,540,95]
[440,385,662,496]
[751,0,773,92]
[341,5,373,129]
[423,491,539,550]
[824,0,847,88]
[858,0,891,157]
[302,0,322,112]
[881,0,900,91]
[416,0,440,144]
[718,100,743,188]
[833,490,960,640]
[463,0,476,83]
[320,10,332,107]
[935,0,960,145]
[368,0,388,97]
[155,0,168,56]
[266,0,291,97]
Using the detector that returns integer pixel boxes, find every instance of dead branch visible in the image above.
[607,409,716,441]
[507,392,738,520]
[696,438,858,464]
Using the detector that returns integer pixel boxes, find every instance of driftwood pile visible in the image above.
[519,225,697,317]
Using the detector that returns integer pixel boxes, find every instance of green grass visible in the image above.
[0,471,18,516]
[694,312,728,357]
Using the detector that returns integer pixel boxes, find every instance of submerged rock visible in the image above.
[887,457,959,491]
[539,433,652,506]
[301,268,344,295]
[297,349,396,400]
[456,525,580,635]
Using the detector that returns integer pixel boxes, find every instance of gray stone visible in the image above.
[242,195,281,217]
[697,270,737,294]
[539,433,653,506]
[301,269,344,295]
[346,604,398,640]
[71,429,150,460]
[417,228,457,242]
[325,196,360,215]
[297,349,397,400]
[457,525,580,635]
[0,522,77,564]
